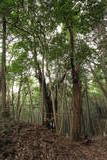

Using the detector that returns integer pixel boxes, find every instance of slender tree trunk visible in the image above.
[27,80,35,122]
[1,16,9,118]
[41,50,45,125]
[16,76,22,121]
[85,81,94,135]
[11,80,15,120]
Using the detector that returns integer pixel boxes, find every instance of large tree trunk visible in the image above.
[68,26,82,141]
[33,50,56,129]
[72,70,82,140]
[39,76,53,126]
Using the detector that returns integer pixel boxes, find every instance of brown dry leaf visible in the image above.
[0,122,107,160]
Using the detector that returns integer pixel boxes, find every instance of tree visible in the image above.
[54,0,105,140]
[0,0,15,119]
[1,0,106,140]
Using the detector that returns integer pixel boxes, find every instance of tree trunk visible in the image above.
[39,76,53,125]
[27,80,35,122]
[72,74,82,140]
[85,81,94,136]
[1,16,9,118]
[16,76,23,121]
[32,49,55,128]
[68,26,82,141]
[11,80,15,120]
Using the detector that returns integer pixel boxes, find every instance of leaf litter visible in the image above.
[0,122,107,160]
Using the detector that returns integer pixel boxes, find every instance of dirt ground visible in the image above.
[0,122,107,160]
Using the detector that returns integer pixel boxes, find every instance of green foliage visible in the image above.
[75,40,96,64]
[8,41,31,75]
[0,0,15,15]
[79,0,105,33]
[54,0,105,34]
[47,32,69,61]
[3,0,107,133]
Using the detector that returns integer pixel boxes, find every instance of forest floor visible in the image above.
[0,122,107,160]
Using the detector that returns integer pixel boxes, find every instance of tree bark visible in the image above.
[33,50,56,128]
[72,73,82,140]
[68,26,82,141]
[16,76,23,121]
[2,16,10,118]
[39,76,53,121]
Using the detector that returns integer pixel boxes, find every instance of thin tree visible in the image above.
[1,16,9,118]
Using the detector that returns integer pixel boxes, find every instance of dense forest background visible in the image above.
[0,0,107,141]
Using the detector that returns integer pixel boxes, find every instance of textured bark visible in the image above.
[33,50,56,129]
[72,74,82,140]
[39,76,53,121]
[68,26,82,141]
